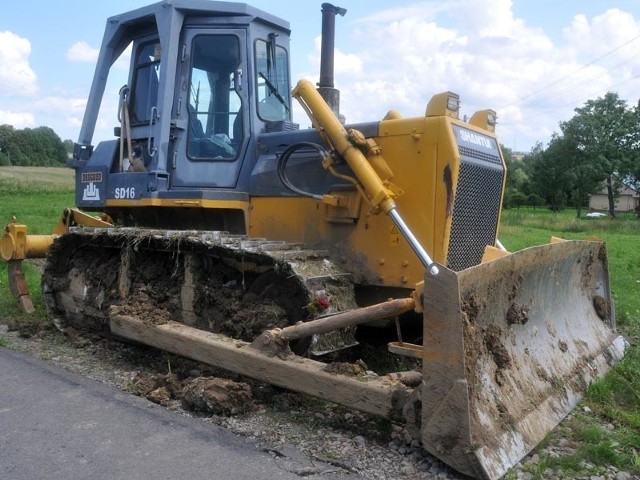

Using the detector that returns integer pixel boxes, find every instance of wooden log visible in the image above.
[110,315,411,419]
[278,297,415,342]
[8,260,35,314]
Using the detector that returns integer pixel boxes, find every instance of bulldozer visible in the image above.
[1,2,626,478]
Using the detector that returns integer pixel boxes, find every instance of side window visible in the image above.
[131,42,161,124]
[188,35,242,160]
[255,37,290,122]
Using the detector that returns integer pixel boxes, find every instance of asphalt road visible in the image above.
[0,348,361,480]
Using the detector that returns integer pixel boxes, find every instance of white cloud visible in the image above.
[309,36,363,78]
[35,96,87,112]
[563,9,640,56]
[0,31,38,96]
[561,9,640,104]
[67,41,99,62]
[356,1,455,25]
[299,0,640,151]
[31,96,88,138]
[0,110,35,128]
[67,41,131,69]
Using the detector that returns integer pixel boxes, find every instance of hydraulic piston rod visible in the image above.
[388,209,439,275]
[292,79,439,275]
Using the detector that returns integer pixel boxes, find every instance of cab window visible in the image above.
[187,35,242,160]
[130,42,161,124]
[255,37,290,122]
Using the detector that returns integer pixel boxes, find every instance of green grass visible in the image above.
[0,166,74,235]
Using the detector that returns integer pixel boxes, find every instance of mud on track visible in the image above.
[42,229,356,342]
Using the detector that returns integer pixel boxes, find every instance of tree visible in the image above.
[620,101,640,217]
[527,139,573,211]
[510,192,528,210]
[0,125,67,166]
[502,144,531,208]
[63,139,74,157]
[0,124,16,165]
[549,126,605,218]
[527,193,545,209]
[560,92,637,218]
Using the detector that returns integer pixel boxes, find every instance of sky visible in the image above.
[1,0,639,153]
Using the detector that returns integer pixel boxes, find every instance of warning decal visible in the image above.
[389,226,400,246]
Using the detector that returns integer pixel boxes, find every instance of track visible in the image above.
[42,228,359,354]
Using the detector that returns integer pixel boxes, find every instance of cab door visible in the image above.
[171,29,248,188]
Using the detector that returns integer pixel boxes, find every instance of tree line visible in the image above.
[0,124,73,167]
[502,92,640,218]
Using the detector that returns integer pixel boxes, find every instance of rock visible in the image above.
[181,377,252,415]
[353,435,366,448]
[293,466,323,476]
[400,463,415,475]
[616,473,632,480]
[516,472,533,480]
[147,386,172,406]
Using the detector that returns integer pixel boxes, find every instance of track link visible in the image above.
[42,227,358,353]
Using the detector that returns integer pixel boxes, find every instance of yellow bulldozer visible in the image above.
[1,2,626,478]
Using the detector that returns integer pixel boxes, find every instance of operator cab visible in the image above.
[71,0,294,205]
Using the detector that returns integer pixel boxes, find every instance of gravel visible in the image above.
[0,322,637,480]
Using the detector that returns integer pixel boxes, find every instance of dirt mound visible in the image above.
[129,372,253,415]
[182,377,253,415]
[6,317,43,338]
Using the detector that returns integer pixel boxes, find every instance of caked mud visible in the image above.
[42,228,357,343]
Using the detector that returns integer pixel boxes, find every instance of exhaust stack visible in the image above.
[318,3,346,117]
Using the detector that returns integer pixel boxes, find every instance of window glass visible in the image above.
[131,42,161,123]
[255,38,290,122]
[188,35,242,160]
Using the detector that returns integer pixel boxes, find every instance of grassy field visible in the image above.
[0,167,639,477]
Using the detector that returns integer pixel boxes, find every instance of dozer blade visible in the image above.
[420,240,625,480]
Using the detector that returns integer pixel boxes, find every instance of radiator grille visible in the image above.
[446,160,504,271]
[458,145,503,166]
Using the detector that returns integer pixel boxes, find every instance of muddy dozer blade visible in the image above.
[420,240,626,480]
